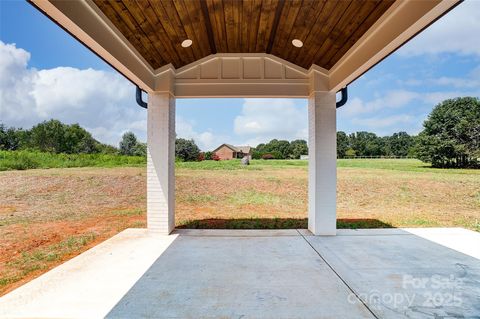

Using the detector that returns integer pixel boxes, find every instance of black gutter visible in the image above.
[136,86,147,109]
[336,87,348,109]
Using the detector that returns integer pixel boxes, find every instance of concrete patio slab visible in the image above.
[0,228,479,319]
[305,228,480,318]
[172,229,301,237]
[106,233,373,319]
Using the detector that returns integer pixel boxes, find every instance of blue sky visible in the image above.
[1,1,479,150]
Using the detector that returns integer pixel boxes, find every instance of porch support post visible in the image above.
[308,91,337,235]
[147,91,175,234]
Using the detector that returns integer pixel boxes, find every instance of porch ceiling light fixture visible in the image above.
[181,39,193,48]
[292,39,303,48]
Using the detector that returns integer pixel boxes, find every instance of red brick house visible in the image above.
[213,144,252,160]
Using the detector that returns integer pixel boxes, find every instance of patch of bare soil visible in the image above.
[1,165,478,295]
[0,167,146,295]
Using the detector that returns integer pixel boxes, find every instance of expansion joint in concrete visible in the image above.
[296,229,380,319]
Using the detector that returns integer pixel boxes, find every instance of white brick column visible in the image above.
[147,92,175,234]
[308,91,337,235]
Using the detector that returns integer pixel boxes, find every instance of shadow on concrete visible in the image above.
[105,232,377,318]
[105,228,480,318]
[176,218,393,229]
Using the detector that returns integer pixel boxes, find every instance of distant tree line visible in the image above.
[336,97,479,168]
[336,131,416,158]
[1,97,478,167]
[0,119,202,162]
[253,139,308,159]
[245,132,415,161]
[0,119,116,154]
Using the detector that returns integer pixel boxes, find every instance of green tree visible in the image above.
[345,148,356,157]
[175,138,200,161]
[119,131,139,156]
[29,119,65,152]
[289,139,308,159]
[336,131,349,158]
[251,149,263,159]
[0,124,25,150]
[349,131,385,156]
[415,97,480,168]
[275,140,291,159]
[28,119,99,154]
[252,143,266,159]
[64,123,98,153]
[133,142,147,157]
[255,139,292,159]
[385,132,414,157]
[97,143,118,154]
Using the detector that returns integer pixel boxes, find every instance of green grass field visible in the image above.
[3,150,480,175]
[179,158,480,175]
[0,150,145,171]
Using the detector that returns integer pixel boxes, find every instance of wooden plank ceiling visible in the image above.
[92,0,395,70]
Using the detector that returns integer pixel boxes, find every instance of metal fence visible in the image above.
[341,156,415,159]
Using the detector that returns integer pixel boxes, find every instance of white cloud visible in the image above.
[431,66,480,89]
[422,90,480,106]
[176,116,228,151]
[0,41,240,150]
[397,1,480,57]
[433,77,476,88]
[342,90,419,117]
[349,114,422,136]
[234,98,307,146]
[351,115,415,128]
[0,41,146,146]
[343,86,479,119]
[403,66,480,90]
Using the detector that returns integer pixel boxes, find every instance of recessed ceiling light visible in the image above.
[181,39,192,48]
[292,39,303,48]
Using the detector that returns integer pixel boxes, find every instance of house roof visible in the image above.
[213,144,252,154]
[235,146,252,154]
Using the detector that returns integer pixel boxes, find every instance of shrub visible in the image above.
[0,150,145,171]
[197,152,205,161]
[252,150,263,159]
[212,153,220,161]
[262,153,274,160]
[345,148,356,158]
[119,132,138,156]
[204,151,213,160]
[175,138,200,162]
[132,142,147,157]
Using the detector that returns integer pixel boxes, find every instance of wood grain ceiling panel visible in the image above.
[325,0,395,69]
[92,0,394,70]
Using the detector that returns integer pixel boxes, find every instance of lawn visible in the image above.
[0,150,145,171]
[0,158,479,295]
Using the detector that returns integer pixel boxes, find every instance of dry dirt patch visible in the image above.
[1,164,479,295]
[0,167,146,295]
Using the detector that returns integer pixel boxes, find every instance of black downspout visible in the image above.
[136,86,147,109]
[336,87,348,108]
